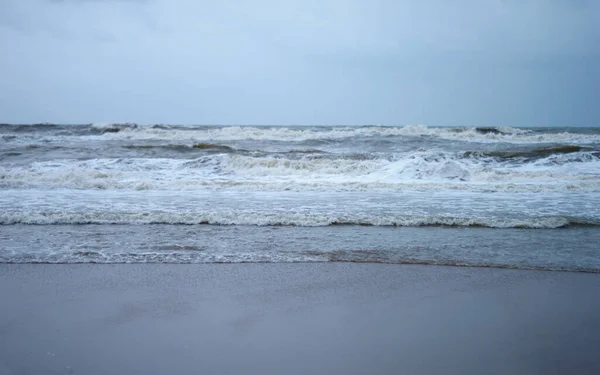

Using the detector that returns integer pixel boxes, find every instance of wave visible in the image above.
[191,143,235,151]
[1,249,597,272]
[1,211,598,228]
[121,143,236,152]
[466,145,596,160]
[80,124,600,144]
[0,123,64,133]
[1,150,599,191]
[90,122,138,134]
[4,124,600,146]
[475,127,518,135]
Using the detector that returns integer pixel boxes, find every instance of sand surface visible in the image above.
[1,264,600,375]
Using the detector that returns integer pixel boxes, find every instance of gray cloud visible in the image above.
[1,0,599,125]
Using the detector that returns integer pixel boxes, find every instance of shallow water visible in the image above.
[1,224,599,272]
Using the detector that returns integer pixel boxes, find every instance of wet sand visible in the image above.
[1,264,599,375]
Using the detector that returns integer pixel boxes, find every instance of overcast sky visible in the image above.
[1,0,599,126]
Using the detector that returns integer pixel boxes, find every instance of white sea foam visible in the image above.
[1,150,599,192]
[83,124,600,144]
[1,210,593,228]
[0,251,332,265]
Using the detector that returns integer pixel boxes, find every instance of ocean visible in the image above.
[1,124,599,272]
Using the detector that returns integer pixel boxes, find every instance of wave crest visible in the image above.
[86,125,600,144]
[2,148,599,191]
[1,211,597,228]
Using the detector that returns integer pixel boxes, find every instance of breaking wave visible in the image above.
[121,143,236,152]
[466,145,596,160]
[80,124,600,144]
[1,211,598,228]
[1,148,599,192]
[90,122,138,134]
[2,124,600,144]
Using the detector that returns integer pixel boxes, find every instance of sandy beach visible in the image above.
[1,264,600,375]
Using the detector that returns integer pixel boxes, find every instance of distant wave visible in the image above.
[76,124,600,144]
[121,143,236,152]
[3,124,600,144]
[465,145,596,160]
[90,122,138,134]
[0,123,64,132]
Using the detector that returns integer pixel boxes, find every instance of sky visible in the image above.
[0,0,599,126]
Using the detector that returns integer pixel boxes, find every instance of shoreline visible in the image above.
[2,261,599,274]
[2,263,600,374]
[3,224,600,273]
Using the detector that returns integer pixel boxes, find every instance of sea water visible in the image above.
[1,124,599,271]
